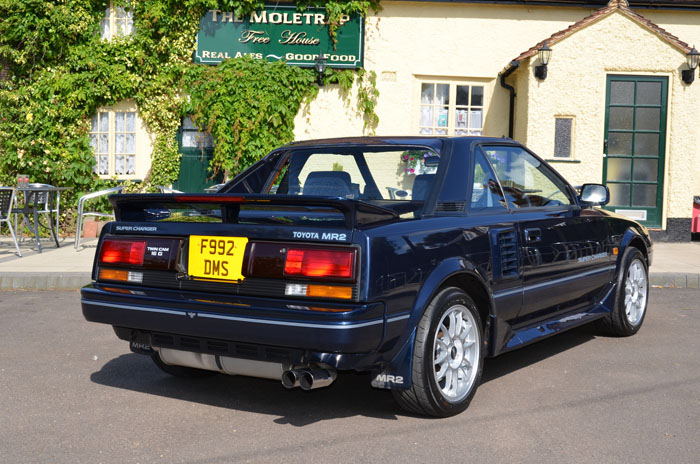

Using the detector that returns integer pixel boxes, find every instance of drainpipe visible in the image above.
[499,60,520,139]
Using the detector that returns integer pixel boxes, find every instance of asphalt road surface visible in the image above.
[1,288,699,464]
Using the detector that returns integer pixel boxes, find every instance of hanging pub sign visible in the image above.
[195,7,364,68]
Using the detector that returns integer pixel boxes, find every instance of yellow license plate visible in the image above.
[188,236,249,282]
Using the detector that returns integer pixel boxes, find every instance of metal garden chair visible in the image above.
[0,187,22,256]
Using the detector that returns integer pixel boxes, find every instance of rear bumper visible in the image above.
[81,283,392,363]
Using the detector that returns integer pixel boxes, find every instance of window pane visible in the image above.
[469,110,482,129]
[455,109,467,129]
[421,84,434,104]
[607,158,631,181]
[115,154,125,175]
[634,133,659,157]
[610,81,634,105]
[99,134,109,153]
[482,146,572,208]
[115,112,124,132]
[115,134,124,154]
[633,184,656,207]
[126,155,136,175]
[456,86,469,106]
[635,107,660,131]
[471,86,483,106]
[437,107,448,128]
[89,134,97,150]
[554,118,572,158]
[99,155,109,175]
[198,133,214,148]
[633,159,657,182]
[420,106,433,127]
[608,132,632,155]
[636,81,661,106]
[125,112,136,132]
[609,107,633,130]
[182,131,197,148]
[125,133,135,153]
[608,183,630,206]
[99,113,109,132]
[436,84,449,105]
[183,117,196,130]
[471,150,507,211]
[91,114,98,130]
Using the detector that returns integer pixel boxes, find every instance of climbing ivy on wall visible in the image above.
[0,0,381,218]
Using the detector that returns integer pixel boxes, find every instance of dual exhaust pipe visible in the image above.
[281,367,337,390]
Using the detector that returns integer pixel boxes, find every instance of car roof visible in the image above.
[280,136,517,152]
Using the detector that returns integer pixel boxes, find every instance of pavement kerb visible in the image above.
[0,271,697,291]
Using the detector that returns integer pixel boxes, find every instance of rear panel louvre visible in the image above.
[490,228,519,280]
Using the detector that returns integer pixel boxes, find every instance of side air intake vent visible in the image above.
[435,202,466,213]
[490,229,519,280]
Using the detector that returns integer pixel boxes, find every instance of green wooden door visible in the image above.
[603,75,667,228]
[173,117,222,193]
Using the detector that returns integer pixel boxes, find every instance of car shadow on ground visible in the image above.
[481,323,596,384]
[90,323,598,425]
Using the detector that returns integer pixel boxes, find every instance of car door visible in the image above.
[482,145,615,325]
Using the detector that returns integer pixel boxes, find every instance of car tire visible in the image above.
[150,352,216,378]
[393,287,484,417]
[597,247,649,337]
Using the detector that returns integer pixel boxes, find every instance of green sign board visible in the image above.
[195,7,364,68]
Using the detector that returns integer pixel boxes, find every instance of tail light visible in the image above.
[284,248,355,280]
[99,239,146,266]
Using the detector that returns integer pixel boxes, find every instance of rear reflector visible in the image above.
[307,285,353,299]
[284,248,355,279]
[284,283,352,300]
[98,269,143,283]
[99,239,146,266]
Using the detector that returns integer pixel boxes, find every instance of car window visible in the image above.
[271,148,441,204]
[470,149,508,212]
[481,146,573,208]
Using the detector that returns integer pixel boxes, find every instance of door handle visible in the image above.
[525,228,542,243]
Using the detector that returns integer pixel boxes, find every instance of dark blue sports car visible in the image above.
[81,136,652,417]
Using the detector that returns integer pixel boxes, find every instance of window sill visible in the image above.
[544,159,581,164]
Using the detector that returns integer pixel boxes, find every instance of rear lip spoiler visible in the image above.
[109,193,400,229]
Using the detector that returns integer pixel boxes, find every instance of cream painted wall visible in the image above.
[516,10,700,222]
[642,8,700,209]
[290,2,700,227]
[294,2,597,140]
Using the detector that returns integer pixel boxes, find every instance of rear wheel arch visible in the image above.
[439,273,493,336]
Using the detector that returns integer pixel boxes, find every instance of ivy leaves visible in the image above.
[0,0,381,215]
[184,57,318,174]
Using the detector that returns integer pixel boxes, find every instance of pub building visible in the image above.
[95,0,700,241]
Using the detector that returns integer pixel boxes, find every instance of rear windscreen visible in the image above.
[270,147,442,208]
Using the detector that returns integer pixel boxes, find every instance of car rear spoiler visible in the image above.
[109,193,400,229]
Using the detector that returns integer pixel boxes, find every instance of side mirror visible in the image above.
[579,183,609,206]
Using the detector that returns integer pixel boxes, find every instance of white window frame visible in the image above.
[100,1,134,40]
[89,103,142,179]
[416,79,486,136]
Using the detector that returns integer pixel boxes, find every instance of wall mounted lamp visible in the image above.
[314,53,327,86]
[682,46,700,84]
[535,42,552,80]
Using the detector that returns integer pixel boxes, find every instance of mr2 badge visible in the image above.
[292,231,348,241]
